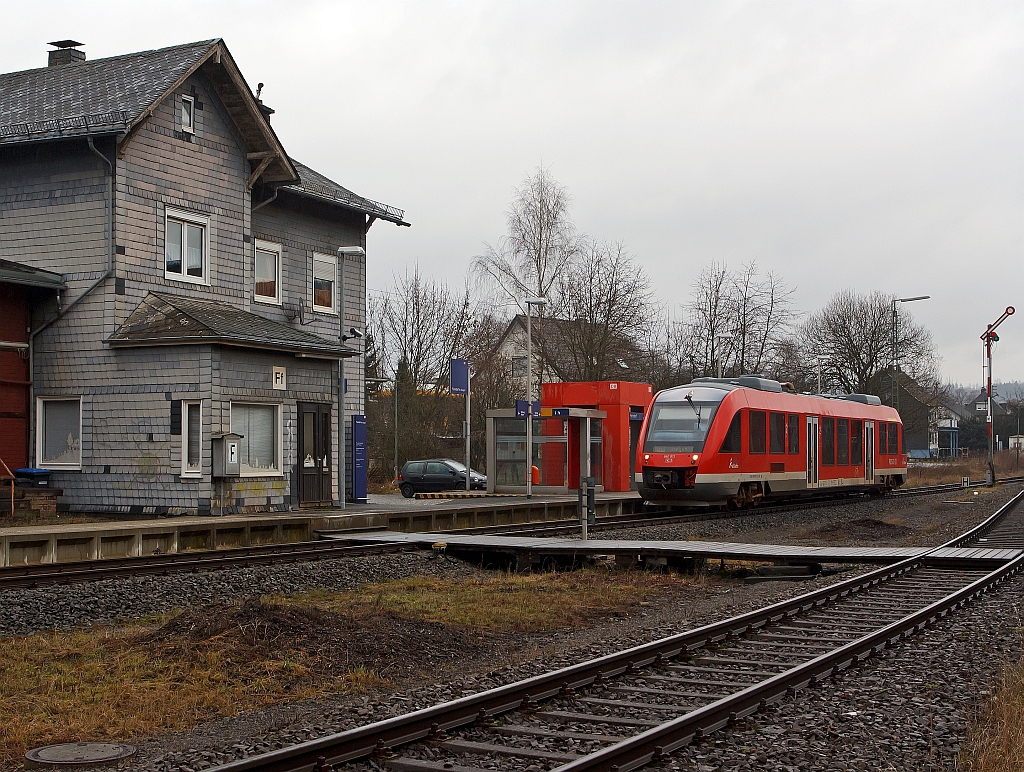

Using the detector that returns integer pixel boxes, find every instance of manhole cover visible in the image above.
[25,742,135,768]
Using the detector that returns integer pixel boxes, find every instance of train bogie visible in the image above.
[635,376,907,508]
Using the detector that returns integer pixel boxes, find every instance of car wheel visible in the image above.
[400,483,415,498]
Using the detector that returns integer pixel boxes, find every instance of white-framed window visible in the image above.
[312,253,337,314]
[230,402,282,475]
[181,94,195,133]
[254,240,282,304]
[512,356,527,379]
[182,401,202,477]
[165,208,209,284]
[37,397,82,470]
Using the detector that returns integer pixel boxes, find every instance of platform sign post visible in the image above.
[451,359,471,490]
[351,414,367,504]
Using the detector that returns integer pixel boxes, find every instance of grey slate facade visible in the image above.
[0,40,407,514]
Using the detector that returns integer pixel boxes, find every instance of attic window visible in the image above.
[181,95,195,133]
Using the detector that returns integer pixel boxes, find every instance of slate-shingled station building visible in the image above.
[0,39,408,515]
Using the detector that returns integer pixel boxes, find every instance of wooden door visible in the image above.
[298,402,332,506]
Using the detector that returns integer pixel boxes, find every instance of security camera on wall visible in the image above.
[342,327,363,341]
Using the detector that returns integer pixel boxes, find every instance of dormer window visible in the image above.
[181,95,195,133]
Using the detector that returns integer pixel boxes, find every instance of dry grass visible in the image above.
[907,451,1024,487]
[273,569,694,633]
[960,656,1024,770]
[0,618,373,765]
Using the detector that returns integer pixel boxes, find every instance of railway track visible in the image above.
[1,477,1019,591]
[204,489,1024,772]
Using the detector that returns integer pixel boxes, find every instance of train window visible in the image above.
[769,412,786,454]
[878,422,888,455]
[720,411,742,453]
[788,414,800,454]
[821,417,835,465]
[851,420,863,464]
[837,419,849,465]
[643,398,722,453]
[749,410,767,454]
[888,422,899,455]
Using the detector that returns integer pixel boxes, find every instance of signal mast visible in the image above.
[982,306,1015,485]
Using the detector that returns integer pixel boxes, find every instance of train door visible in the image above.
[806,416,819,488]
[864,421,874,485]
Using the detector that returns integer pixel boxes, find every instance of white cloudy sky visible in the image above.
[4,1,1022,385]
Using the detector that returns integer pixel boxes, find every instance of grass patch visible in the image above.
[961,656,1024,770]
[906,451,1024,487]
[0,602,387,766]
[271,569,695,633]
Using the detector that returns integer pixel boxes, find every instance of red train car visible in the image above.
[635,376,907,507]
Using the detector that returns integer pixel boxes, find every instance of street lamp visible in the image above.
[891,295,929,411]
[714,333,733,379]
[524,297,548,499]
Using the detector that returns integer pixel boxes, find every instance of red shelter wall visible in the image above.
[541,381,654,492]
[0,284,31,471]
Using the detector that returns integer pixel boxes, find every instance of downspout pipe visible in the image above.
[251,185,280,213]
[27,136,114,464]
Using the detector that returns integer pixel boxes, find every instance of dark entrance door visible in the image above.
[298,402,332,506]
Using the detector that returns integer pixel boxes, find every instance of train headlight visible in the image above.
[644,454,650,462]
[692,454,699,464]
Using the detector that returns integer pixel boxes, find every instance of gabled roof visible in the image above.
[0,40,297,184]
[284,159,408,226]
[107,292,355,360]
[0,258,65,290]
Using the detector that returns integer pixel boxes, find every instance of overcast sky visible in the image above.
[5,1,1021,386]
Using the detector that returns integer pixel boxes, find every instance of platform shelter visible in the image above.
[484,381,653,494]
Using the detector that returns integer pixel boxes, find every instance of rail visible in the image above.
[202,490,1024,772]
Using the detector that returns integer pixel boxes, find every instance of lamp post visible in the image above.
[524,297,547,499]
[714,333,733,379]
[891,295,929,411]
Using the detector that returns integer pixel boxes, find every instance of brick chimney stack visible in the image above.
[48,40,85,66]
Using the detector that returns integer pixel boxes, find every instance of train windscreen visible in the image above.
[643,400,721,453]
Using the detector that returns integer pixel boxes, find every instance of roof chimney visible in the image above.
[48,40,85,66]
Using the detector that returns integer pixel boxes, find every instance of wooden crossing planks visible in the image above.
[330,532,1021,566]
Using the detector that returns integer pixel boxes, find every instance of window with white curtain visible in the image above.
[230,403,280,474]
[182,401,202,477]
[165,209,209,283]
[312,253,336,313]
[38,398,82,469]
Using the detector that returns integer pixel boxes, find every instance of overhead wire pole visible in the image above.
[982,306,1015,486]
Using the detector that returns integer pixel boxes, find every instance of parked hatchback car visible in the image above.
[399,458,486,498]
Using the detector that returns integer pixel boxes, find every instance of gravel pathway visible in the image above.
[0,551,478,638]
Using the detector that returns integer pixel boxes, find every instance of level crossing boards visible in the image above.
[324,531,1022,568]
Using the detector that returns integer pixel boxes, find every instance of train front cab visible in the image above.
[636,379,908,507]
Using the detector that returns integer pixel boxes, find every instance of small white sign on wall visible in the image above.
[272,366,287,390]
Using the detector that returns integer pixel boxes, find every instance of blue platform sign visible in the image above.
[629,410,645,421]
[351,414,368,504]
[515,400,541,417]
[450,358,469,396]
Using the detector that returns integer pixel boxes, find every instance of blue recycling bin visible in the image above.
[14,468,52,487]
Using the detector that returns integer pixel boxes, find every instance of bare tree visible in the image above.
[676,262,796,379]
[365,268,474,478]
[472,166,579,315]
[549,239,655,381]
[796,289,938,394]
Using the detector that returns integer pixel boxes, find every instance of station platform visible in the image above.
[325,531,1023,569]
[0,492,645,566]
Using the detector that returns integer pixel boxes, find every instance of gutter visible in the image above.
[27,137,114,464]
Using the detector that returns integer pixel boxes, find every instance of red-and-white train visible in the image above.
[635,376,907,507]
